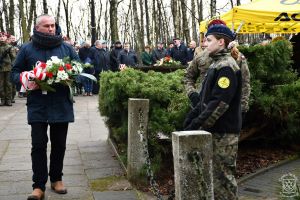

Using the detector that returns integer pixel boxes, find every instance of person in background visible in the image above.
[187,40,197,64]
[170,37,188,66]
[118,42,138,68]
[89,40,110,94]
[166,41,174,56]
[110,40,123,72]
[151,41,167,64]
[183,24,242,199]
[141,45,153,66]
[0,32,15,106]
[11,14,79,200]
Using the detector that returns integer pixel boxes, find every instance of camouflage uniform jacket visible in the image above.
[184,49,250,112]
[0,42,15,72]
[187,50,242,133]
[236,53,250,112]
[183,49,212,97]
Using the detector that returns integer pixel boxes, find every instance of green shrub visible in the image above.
[99,68,189,170]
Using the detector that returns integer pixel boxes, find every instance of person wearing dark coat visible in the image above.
[187,40,197,63]
[151,41,167,64]
[118,42,138,67]
[110,40,123,71]
[10,14,79,200]
[78,42,91,62]
[89,40,110,94]
[170,38,188,66]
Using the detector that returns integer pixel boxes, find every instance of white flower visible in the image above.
[56,70,69,82]
[50,56,62,65]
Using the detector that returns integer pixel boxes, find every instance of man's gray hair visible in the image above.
[94,40,101,46]
[36,14,55,26]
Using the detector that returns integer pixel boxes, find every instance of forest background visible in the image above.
[0,0,250,52]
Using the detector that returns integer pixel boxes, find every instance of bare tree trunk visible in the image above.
[104,0,109,40]
[9,0,15,34]
[109,0,119,42]
[27,0,36,33]
[132,0,143,54]
[171,0,180,38]
[0,10,4,32]
[236,0,241,6]
[152,0,158,43]
[62,0,70,37]
[56,0,61,23]
[156,0,161,41]
[230,0,234,8]
[2,0,10,32]
[158,0,169,44]
[96,1,102,39]
[43,0,48,14]
[191,0,197,42]
[144,0,151,45]
[210,0,216,17]
[197,0,203,23]
[89,0,96,45]
[19,0,30,42]
[180,0,189,43]
[139,0,144,48]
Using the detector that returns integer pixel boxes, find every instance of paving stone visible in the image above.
[93,191,138,200]
[85,167,124,179]
[0,170,32,182]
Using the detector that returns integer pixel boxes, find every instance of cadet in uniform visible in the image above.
[0,32,15,106]
[183,24,242,199]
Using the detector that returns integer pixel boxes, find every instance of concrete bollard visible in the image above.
[127,98,149,183]
[172,131,214,200]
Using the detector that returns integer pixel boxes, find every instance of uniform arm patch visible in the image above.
[217,76,230,89]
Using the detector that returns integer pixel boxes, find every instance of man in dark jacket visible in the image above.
[183,24,242,199]
[151,41,167,64]
[170,37,188,66]
[110,40,123,71]
[11,14,79,200]
[89,40,110,94]
[118,42,138,67]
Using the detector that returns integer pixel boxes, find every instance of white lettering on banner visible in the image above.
[280,0,300,5]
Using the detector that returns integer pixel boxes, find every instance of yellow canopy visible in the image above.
[200,0,300,34]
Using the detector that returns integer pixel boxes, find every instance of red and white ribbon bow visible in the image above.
[20,61,47,92]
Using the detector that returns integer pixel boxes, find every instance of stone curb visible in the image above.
[237,155,300,184]
[107,138,128,175]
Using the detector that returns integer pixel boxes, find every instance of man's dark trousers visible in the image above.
[30,122,68,191]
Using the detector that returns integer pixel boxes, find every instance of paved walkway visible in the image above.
[1,95,300,200]
[0,95,137,200]
[238,158,300,199]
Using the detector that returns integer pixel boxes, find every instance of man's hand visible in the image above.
[189,92,199,107]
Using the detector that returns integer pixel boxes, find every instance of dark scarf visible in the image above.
[32,29,63,49]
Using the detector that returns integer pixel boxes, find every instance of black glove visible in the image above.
[184,118,202,131]
[183,108,198,129]
[189,92,200,107]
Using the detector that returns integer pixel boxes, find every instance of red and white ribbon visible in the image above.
[19,61,47,92]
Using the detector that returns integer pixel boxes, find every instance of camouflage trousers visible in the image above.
[0,71,12,101]
[212,133,239,200]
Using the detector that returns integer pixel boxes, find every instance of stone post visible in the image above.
[172,131,213,200]
[127,98,149,183]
